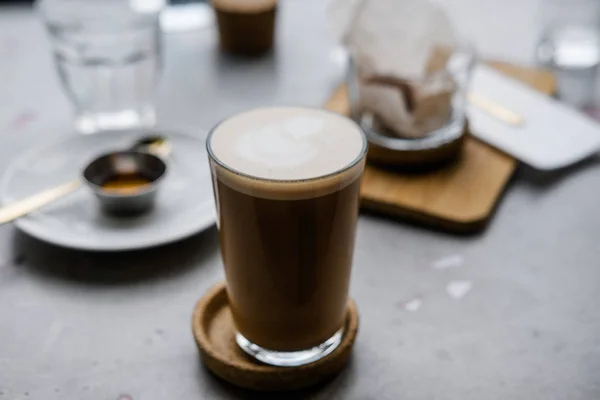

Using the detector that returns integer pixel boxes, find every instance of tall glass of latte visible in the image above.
[207,107,367,367]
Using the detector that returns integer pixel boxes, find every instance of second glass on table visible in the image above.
[537,0,600,107]
[346,46,474,167]
[207,107,367,367]
[38,0,163,134]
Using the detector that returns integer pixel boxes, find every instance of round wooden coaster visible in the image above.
[192,282,359,391]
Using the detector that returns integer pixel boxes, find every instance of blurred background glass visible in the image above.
[38,0,163,134]
[346,47,475,151]
[537,0,600,107]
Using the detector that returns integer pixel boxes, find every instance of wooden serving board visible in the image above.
[324,62,555,232]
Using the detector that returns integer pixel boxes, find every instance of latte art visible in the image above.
[235,116,325,168]
[210,107,365,181]
[284,116,325,139]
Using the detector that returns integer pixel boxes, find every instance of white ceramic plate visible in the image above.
[0,129,216,251]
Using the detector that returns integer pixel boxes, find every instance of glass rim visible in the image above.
[206,106,368,184]
[36,0,162,29]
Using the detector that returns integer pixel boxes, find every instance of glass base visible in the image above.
[75,108,156,134]
[236,329,344,367]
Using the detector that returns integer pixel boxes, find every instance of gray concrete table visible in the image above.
[1,1,600,399]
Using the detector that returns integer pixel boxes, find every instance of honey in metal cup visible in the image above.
[83,150,166,215]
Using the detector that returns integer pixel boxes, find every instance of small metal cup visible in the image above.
[83,151,167,215]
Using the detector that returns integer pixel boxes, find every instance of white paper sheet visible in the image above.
[468,64,600,170]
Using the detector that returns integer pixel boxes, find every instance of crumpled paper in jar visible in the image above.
[329,0,459,138]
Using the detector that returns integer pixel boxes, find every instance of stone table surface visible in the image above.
[0,1,599,399]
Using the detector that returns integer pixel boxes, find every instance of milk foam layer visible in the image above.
[209,107,365,181]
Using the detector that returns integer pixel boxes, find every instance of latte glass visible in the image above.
[207,107,367,367]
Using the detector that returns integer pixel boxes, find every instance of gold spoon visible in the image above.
[0,136,172,225]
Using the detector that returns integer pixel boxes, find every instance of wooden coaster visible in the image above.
[325,62,556,232]
[211,0,277,56]
[192,282,360,391]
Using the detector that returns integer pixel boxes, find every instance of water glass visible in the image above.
[38,0,163,134]
[537,0,600,107]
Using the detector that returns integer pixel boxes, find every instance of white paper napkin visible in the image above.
[468,64,600,170]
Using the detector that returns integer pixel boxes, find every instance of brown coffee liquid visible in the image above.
[214,167,362,351]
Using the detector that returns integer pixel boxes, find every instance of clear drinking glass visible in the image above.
[207,107,367,367]
[347,47,474,159]
[38,0,163,134]
[537,0,600,107]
